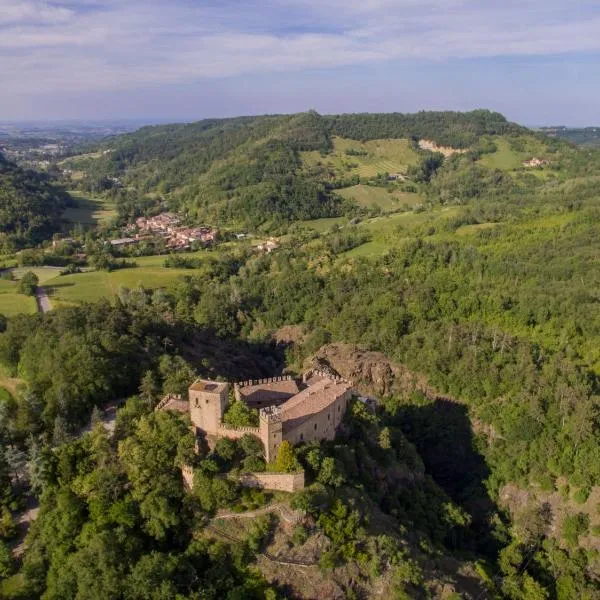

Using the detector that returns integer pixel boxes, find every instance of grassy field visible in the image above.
[298,217,347,233]
[478,136,551,171]
[337,184,422,211]
[341,208,461,259]
[43,251,212,305]
[63,191,117,226]
[301,137,420,179]
[11,267,63,284]
[0,278,38,316]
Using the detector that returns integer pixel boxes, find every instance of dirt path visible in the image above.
[35,286,52,313]
[215,503,286,520]
[214,502,303,524]
[11,494,40,559]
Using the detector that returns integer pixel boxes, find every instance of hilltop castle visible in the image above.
[158,370,354,462]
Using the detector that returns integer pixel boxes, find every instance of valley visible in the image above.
[0,110,598,600]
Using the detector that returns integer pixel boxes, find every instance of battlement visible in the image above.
[217,423,261,436]
[259,405,282,422]
[235,375,294,388]
[155,393,188,414]
[302,368,347,385]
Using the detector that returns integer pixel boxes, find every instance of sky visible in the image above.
[1,0,599,125]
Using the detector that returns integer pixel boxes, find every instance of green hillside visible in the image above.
[0,153,72,250]
[2,110,600,599]
[66,110,525,230]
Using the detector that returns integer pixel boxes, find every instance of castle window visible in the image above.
[328,413,330,421]
[338,405,341,412]
[205,399,209,404]
[300,433,304,441]
[314,423,317,431]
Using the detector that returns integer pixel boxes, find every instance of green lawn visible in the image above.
[63,191,117,226]
[337,184,422,211]
[301,137,420,179]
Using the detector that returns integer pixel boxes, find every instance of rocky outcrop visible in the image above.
[305,342,441,401]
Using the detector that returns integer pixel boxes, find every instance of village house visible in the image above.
[523,157,549,168]
[108,237,138,248]
[135,212,181,233]
[158,370,354,464]
[256,239,279,253]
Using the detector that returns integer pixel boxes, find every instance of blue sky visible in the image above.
[1,0,599,124]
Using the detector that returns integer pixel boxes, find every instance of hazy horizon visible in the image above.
[2,0,600,125]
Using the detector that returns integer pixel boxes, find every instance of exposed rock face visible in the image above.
[305,343,439,401]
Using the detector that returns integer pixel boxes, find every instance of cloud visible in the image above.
[0,0,74,25]
[2,0,600,97]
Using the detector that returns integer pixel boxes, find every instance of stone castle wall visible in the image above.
[284,387,352,447]
[238,471,305,492]
[216,423,261,440]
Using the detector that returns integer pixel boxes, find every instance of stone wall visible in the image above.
[216,423,261,440]
[284,387,352,447]
[238,470,305,492]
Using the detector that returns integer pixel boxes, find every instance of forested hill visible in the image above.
[326,109,520,146]
[68,110,526,228]
[0,153,71,250]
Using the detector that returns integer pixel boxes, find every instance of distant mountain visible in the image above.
[539,126,600,147]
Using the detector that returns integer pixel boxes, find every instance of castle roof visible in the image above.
[279,378,352,433]
[189,379,228,393]
[237,378,299,401]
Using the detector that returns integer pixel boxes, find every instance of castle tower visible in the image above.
[260,406,283,463]
[188,379,229,435]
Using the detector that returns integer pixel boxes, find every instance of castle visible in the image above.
[158,370,354,462]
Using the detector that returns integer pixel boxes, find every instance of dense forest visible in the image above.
[1,110,599,598]
[0,154,71,250]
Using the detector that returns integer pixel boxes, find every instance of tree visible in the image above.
[139,370,161,407]
[119,411,195,540]
[18,271,39,296]
[0,540,13,578]
[275,441,301,473]
[222,400,259,428]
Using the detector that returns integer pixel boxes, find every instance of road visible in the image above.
[35,286,52,313]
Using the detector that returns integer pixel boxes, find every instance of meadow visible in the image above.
[43,251,211,305]
[336,184,422,211]
[62,191,117,226]
[0,278,37,316]
[477,135,552,171]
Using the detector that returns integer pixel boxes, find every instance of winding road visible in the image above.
[35,286,52,313]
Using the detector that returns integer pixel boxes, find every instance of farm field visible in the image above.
[63,191,117,226]
[301,136,419,179]
[337,184,422,211]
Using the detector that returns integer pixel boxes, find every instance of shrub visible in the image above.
[562,513,589,547]
[573,487,591,504]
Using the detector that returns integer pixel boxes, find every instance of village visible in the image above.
[112,212,219,250]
